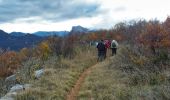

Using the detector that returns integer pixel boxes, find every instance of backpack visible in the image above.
[111,42,116,48]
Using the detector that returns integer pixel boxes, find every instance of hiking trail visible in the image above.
[66,63,97,100]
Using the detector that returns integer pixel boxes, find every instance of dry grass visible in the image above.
[15,45,97,100]
[1,45,170,100]
[78,56,124,100]
[78,46,170,100]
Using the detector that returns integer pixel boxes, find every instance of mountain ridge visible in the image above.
[0,30,43,51]
[0,25,96,50]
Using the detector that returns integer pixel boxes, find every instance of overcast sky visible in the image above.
[0,0,170,33]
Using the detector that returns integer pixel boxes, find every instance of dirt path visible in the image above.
[66,63,97,100]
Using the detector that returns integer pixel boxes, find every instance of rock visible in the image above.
[0,92,16,100]
[9,84,24,92]
[35,69,44,79]
[0,83,32,100]
[5,75,16,82]
[5,75,17,90]
[9,84,32,92]
[71,25,89,33]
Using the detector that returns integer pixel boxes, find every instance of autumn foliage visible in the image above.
[137,19,170,55]
[0,42,49,77]
[0,51,22,77]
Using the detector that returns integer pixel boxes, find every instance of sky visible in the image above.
[0,0,170,33]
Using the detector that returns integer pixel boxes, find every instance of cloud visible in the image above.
[0,0,100,23]
[114,6,126,12]
[0,16,102,33]
[1,0,170,33]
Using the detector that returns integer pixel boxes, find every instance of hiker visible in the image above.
[104,40,111,58]
[96,40,106,61]
[111,40,118,56]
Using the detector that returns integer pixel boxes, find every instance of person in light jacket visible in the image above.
[111,40,118,56]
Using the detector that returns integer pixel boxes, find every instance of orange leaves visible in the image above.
[163,16,170,47]
[87,30,125,42]
[88,33,98,41]
[164,16,170,31]
[19,48,30,60]
[140,22,163,42]
[36,41,51,60]
[137,19,170,55]
[0,41,52,77]
[112,34,125,42]
[39,42,51,54]
[0,51,22,77]
[161,39,170,47]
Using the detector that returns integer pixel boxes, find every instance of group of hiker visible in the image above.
[96,39,118,61]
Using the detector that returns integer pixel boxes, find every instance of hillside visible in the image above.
[0,45,97,100]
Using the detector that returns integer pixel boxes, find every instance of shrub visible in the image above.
[45,36,75,58]
[114,46,169,86]
[0,51,22,77]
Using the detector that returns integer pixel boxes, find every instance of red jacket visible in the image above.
[104,40,111,49]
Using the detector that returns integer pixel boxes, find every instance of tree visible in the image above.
[137,20,170,55]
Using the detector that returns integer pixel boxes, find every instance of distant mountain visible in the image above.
[34,31,69,37]
[0,25,96,50]
[0,30,44,51]
[10,32,26,37]
[70,25,89,33]
[33,25,95,37]
[0,30,9,37]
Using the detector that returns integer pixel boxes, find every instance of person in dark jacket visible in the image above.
[96,40,106,61]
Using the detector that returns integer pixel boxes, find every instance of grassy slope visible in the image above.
[15,46,97,100]
[78,46,170,100]
[6,45,170,100]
